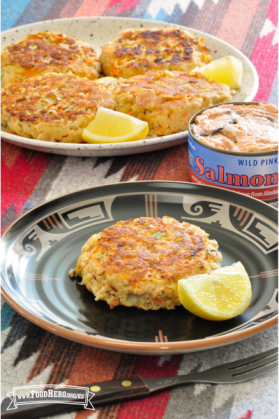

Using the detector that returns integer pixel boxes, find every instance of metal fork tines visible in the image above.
[145,348,278,393]
[206,347,278,383]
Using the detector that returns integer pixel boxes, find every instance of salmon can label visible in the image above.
[188,135,278,201]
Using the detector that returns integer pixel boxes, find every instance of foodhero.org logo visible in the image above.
[6,385,95,411]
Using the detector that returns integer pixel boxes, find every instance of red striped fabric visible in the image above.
[117,355,182,419]
[254,0,278,101]
[1,144,50,231]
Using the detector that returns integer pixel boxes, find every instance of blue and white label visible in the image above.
[188,135,278,200]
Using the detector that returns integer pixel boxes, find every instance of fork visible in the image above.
[1,348,277,419]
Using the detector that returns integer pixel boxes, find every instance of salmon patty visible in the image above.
[69,216,222,310]
[100,27,212,79]
[112,71,232,137]
[1,72,115,143]
[1,31,101,88]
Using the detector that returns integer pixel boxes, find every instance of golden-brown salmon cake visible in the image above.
[69,216,222,310]
[100,27,212,79]
[1,72,115,143]
[1,31,101,88]
[112,71,232,137]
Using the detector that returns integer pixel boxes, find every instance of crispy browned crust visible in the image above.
[1,31,101,87]
[112,71,232,136]
[100,28,212,78]
[71,216,222,310]
[1,72,115,142]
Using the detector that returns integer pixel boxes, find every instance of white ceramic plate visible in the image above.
[1,17,259,156]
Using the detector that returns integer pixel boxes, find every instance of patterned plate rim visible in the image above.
[1,181,277,354]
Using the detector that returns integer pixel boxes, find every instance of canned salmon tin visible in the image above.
[188,102,278,201]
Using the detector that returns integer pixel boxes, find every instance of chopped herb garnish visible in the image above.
[98,254,107,259]
[45,97,54,102]
[152,232,166,239]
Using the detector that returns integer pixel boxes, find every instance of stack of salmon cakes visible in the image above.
[1,28,233,142]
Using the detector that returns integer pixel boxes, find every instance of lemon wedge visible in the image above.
[96,77,118,90]
[178,262,252,321]
[97,76,118,85]
[193,56,243,89]
[82,107,149,144]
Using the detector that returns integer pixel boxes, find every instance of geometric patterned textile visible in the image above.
[1,1,278,418]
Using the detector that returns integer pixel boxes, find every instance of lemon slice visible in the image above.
[178,262,252,321]
[97,76,118,85]
[194,56,243,89]
[96,77,118,90]
[82,107,149,144]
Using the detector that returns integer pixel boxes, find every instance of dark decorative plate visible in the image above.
[1,182,277,355]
